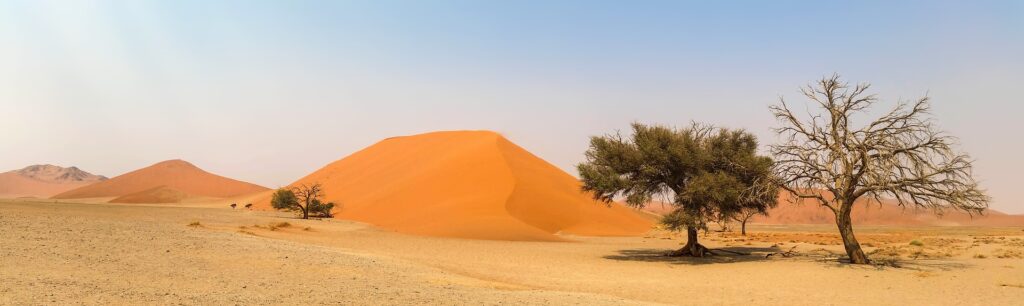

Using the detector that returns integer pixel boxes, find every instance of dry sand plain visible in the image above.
[2,199,1023,305]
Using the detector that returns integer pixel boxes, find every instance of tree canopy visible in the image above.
[271,183,335,219]
[579,123,777,256]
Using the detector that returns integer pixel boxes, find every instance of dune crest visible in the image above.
[53,159,268,202]
[256,130,652,241]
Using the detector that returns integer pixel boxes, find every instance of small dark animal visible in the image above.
[244,203,253,209]
[230,203,237,209]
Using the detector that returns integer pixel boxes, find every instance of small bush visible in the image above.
[974,254,987,259]
[274,222,291,228]
[303,227,312,231]
[187,221,201,227]
[909,240,924,246]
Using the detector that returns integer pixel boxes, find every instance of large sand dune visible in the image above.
[53,160,268,203]
[0,165,106,198]
[257,131,652,241]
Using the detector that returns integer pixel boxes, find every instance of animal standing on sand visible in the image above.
[770,74,989,264]
[230,203,237,209]
[244,203,252,209]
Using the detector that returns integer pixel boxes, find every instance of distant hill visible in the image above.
[53,159,268,203]
[0,164,107,198]
[254,130,653,241]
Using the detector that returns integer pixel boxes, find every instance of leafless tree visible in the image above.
[770,74,989,264]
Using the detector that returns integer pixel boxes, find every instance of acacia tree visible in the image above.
[732,207,765,236]
[271,183,336,219]
[770,75,989,264]
[579,123,778,257]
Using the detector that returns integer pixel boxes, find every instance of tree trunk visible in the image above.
[667,226,710,257]
[740,220,747,236]
[835,204,869,264]
[302,205,309,219]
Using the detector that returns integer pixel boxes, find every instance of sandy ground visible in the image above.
[2,199,1023,305]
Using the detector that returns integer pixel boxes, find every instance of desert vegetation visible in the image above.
[769,75,989,264]
[579,123,778,257]
[270,183,336,219]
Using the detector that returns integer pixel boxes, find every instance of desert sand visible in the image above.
[0,165,106,198]
[52,160,268,203]
[253,131,652,241]
[2,198,1022,305]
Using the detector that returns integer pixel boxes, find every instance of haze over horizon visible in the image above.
[2,1,1022,213]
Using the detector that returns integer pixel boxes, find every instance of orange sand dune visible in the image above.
[0,165,106,198]
[53,160,268,202]
[110,186,190,204]
[755,194,1024,226]
[641,194,1023,226]
[255,131,652,241]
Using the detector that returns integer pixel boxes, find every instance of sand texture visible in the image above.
[2,199,1022,305]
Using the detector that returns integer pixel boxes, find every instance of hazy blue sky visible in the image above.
[2,1,1022,213]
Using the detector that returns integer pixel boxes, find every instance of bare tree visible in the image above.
[770,75,989,264]
[731,208,762,236]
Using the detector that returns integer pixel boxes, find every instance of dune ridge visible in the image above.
[256,130,652,241]
[53,159,268,202]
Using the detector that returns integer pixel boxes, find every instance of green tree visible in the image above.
[579,123,778,257]
[271,183,336,219]
[770,75,989,264]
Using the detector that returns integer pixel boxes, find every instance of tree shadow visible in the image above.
[603,246,782,265]
[818,257,974,272]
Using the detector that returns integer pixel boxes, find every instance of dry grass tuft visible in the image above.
[974,253,987,259]
[303,226,312,231]
[187,221,201,227]
[992,249,1023,259]
[274,222,291,228]
[237,230,257,236]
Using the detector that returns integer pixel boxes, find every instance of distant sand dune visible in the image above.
[110,185,190,204]
[255,130,652,241]
[641,193,1023,226]
[53,159,268,202]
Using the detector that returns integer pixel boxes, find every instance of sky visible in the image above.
[1,1,1022,213]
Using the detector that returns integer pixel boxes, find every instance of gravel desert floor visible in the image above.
[2,199,1023,305]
